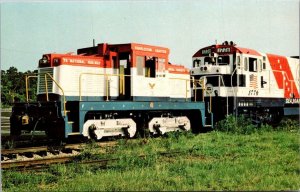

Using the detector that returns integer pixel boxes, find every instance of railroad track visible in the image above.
[1,141,117,169]
[2,149,182,171]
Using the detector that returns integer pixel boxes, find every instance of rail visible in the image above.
[79,73,191,101]
[169,77,190,101]
[230,67,238,118]
[191,78,206,102]
[25,73,67,116]
[2,149,184,171]
[195,75,229,115]
[79,73,131,101]
[25,75,38,102]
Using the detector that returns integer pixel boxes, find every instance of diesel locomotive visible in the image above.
[10,43,211,139]
[190,41,299,124]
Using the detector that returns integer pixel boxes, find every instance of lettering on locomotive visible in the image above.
[285,98,300,104]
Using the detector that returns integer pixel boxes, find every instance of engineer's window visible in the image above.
[217,56,230,65]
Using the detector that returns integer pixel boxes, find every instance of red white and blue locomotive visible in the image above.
[190,41,299,124]
[10,43,208,139]
[10,41,299,139]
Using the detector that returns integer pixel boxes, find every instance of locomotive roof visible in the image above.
[77,43,170,56]
[193,44,261,57]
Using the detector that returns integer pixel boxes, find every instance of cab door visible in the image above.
[118,53,131,100]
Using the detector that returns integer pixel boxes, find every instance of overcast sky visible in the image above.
[1,0,299,72]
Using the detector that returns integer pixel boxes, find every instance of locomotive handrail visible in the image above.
[230,67,238,118]
[79,73,131,101]
[44,74,49,101]
[45,73,67,116]
[25,73,67,116]
[169,77,190,101]
[191,77,206,102]
[195,75,229,115]
[230,67,238,94]
[25,75,38,102]
[79,73,192,102]
[191,77,203,102]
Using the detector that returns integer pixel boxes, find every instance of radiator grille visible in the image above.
[38,68,54,93]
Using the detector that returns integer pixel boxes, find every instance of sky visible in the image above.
[1,0,299,72]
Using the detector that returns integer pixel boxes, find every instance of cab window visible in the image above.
[217,55,230,65]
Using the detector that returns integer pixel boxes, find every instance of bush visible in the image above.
[214,115,257,134]
[277,119,299,131]
[215,115,299,134]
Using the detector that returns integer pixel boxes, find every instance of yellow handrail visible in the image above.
[106,75,109,101]
[25,73,67,116]
[45,73,67,116]
[25,75,38,102]
[79,73,131,101]
[44,74,49,101]
[169,77,190,101]
[191,78,206,102]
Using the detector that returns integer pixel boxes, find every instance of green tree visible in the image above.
[1,67,37,106]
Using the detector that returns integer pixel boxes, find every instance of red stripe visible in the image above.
[267,54,299,98]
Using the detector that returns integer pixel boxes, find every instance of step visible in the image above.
[68,132,81,136]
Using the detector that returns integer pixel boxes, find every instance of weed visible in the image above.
[215,115,256,134]
[73,141,105,161]
[277,119,299,131]
[3,130,299,191]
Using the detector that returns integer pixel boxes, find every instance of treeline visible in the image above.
[1,67,38,106]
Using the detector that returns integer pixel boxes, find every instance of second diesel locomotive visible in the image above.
[190,41,300,124]
[10,43,211,139]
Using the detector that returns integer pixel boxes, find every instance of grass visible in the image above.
[2,123,300,191]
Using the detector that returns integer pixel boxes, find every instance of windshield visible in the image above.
[217,55,230,65]
[202,55,230,65]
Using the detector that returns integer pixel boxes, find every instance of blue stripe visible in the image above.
[76,101,205,136]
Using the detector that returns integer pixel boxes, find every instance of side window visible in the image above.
[258,59,262,72]
[136,56,144,76]
[237,56,241,66]
[120,59,127,68]
[204,57,211,65]
[262,56,266,70]
[249,57,257,72]
[193,59,201,67]
[244,57,248,71]
[158,58,166,72]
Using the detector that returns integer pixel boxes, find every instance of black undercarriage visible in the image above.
[10,101,65,138]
